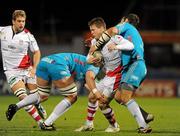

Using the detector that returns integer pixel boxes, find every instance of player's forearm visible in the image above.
[85,71,96,91]
[32,50,41,69]
[116,40,134,51]
[95,31,111,49]
[95,27,117,49]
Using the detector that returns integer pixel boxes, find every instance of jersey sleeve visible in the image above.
[0,27,5,39]
[111,35,134,51]
[0,26,5,32]
[28,33,39,52]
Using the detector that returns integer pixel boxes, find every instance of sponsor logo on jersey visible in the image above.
[8,45,16,49]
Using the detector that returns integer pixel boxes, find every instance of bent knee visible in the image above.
[99,102,108,110]
[66,94,77,104]
[88,92,97,103]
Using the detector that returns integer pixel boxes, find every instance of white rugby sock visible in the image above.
[16,92,40,109]
[44,98,71,126]
[86,101,98,125]
[126,99,148,128]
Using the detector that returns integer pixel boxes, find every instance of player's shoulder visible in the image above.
[24,28,30,33]
[0,25,11,31]
[23,28,36,39]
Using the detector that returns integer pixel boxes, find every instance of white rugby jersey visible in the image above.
[91,35,121,72]
[0,26,39,71]
[91,35,133,72]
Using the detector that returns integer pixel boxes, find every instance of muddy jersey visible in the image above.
[0,26,39,71]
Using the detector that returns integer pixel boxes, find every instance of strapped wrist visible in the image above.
[92,88,98,94]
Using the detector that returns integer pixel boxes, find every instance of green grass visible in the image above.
[0,96,180,136]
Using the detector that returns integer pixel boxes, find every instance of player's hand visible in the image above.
[108,43,117,52]
[87,54,100,64]
[89,45,98,54]
[29,67,36,78]
[94,91,106,103]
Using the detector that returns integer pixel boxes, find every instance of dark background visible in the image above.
[1,0,180,32]
[0,0,180,78]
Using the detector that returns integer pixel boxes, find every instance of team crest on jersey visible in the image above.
[19,40,23,45]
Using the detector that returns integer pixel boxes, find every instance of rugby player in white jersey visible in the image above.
[0,10,47,126]
[75,17,152,132]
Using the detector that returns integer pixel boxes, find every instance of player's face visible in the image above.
[12,16,26,33]
[89,24,105,40]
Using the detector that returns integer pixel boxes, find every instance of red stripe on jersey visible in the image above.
[113,74,121,90]
[24,28,30,33]
[18,55,32,69]
[106,65,123,77]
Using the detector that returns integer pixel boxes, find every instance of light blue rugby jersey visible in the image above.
[115,22,144,67]
[46,53,99,81]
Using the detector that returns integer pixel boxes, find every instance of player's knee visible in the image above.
[114,94,123,104]
[58,83,77,96]
[121,82,136,91]
[66,94,77,104]
[37,85,51,101]
[119,83,135,104]
[29,88,38,94]
[14,88,27,100]
[99,102,108,110]
[120,94,131,104]
[98,96,109,110]
[88,92,97,103]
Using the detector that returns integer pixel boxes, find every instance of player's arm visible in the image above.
[29,34,41,77]
[31,50,41,77]
[32,50,41,69]
[89,27,118,53]
[108,35,134,51]
[85,70,105,102]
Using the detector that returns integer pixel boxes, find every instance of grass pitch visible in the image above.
[0,95,180,136]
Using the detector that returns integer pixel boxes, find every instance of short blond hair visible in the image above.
[88,17,106,29]
[12,10,26,20]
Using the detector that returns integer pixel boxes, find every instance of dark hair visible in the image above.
[125,13,140,27]
[88,17,106,29]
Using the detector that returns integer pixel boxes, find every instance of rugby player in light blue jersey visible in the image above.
[6,53,104,131]
[89,14,153,133]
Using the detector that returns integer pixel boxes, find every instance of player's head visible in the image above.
[12,10,26,33]
[121,13,140,27]
[88,17,106,40]
[87,51,104,67]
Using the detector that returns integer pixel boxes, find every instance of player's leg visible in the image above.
[115,89,154,124]
[115,61,152,133]
[6,76,50,122]
[6,79,43,125]
[27,83,47,119]
[115,87,152,133]
[99,97,120,133]
[75,84,98,132]
[40,80,78,131]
